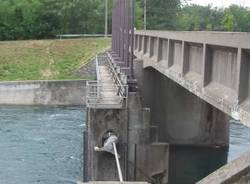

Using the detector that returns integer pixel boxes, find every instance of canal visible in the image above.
[169,120,250,184]
[0,106,84,184]
[0,106,249,184]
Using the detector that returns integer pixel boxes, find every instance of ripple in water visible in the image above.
[229,120,250,161]
[0,106,249,184]
[0,106,84,184]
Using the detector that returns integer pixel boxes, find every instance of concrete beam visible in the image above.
[79,182,149,184]
[134,31,250,127]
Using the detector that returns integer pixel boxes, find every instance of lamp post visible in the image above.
[105,0,108,37]
[144,0,147,30]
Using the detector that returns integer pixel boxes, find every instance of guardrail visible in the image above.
[56,34,112,39]
[86,54,128,109]
[86,81,128,109]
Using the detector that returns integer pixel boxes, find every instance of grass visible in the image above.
[0,38,111,81]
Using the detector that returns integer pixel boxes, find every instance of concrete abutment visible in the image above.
[86,92,169,183]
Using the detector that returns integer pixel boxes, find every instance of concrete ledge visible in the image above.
[0,80,86,105]
[79,182,149,184]
[197,150,250,184]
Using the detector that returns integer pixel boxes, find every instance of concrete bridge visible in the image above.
[85,0,250,183]
[134,30,250,128]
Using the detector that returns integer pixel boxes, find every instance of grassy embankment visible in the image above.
[0,38,110,81]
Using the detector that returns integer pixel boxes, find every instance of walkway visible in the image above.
[86,54,127,109]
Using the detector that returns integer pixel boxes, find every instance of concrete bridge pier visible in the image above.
[127,93,169,183]
[86,108,128,181]
[86,92,169,183]
[134,59,230,147]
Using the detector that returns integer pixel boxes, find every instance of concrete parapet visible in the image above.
[79,182,149,184]
[0,80,86,105]
[197,150,250,184]
[134,30,250,127]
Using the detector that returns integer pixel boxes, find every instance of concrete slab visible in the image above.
[78,182,149,184]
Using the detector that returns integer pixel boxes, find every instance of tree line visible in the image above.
[0,0,250,41]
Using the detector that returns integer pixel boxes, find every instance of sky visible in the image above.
[187,0,250,8]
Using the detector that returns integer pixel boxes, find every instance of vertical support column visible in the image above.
[87,108,128,181]
[237,48,243,103]
[154,37,160,61]
[143,36,148,55]
[134,35,138,51]
[202,44,212,87]
[167,40,174,68]
[139,35,143,53]
[157,38,162,62]
[149,37,154,58]
[181,41,189,76]
[237,48,249,104]
[105,0,108,37]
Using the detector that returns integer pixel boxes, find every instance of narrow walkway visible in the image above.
[86,54,127,109]
[79,182,149,184]
[97,63,123,108]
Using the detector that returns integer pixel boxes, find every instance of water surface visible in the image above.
[169,121,250,184]
[0,106,84,184]
[0,106,249,184]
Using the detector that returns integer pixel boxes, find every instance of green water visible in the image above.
[0,106,249,184]
[0,106,84,184]
[169,121,250,184]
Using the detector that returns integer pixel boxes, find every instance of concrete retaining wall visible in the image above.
[197,150,250,184]
[0,80,86,105]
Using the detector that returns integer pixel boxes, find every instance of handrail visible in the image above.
[96,56,100,83]
[86,55,128,109]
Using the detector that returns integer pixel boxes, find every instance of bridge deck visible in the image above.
[134,30,250,127]
[79,182,149,184]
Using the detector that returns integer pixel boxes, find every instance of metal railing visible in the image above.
[86,81,128,109]
[86,54,128,109]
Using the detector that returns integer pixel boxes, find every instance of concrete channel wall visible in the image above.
[0,80,86,105]
[197,150,250,184]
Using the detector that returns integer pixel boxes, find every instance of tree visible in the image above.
[143,0,181,30]
[222,10,235,31]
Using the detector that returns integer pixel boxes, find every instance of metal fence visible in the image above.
[111,0,134,78]
[86,54,128,109]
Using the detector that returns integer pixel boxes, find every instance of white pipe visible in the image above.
[112,142,124,182]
